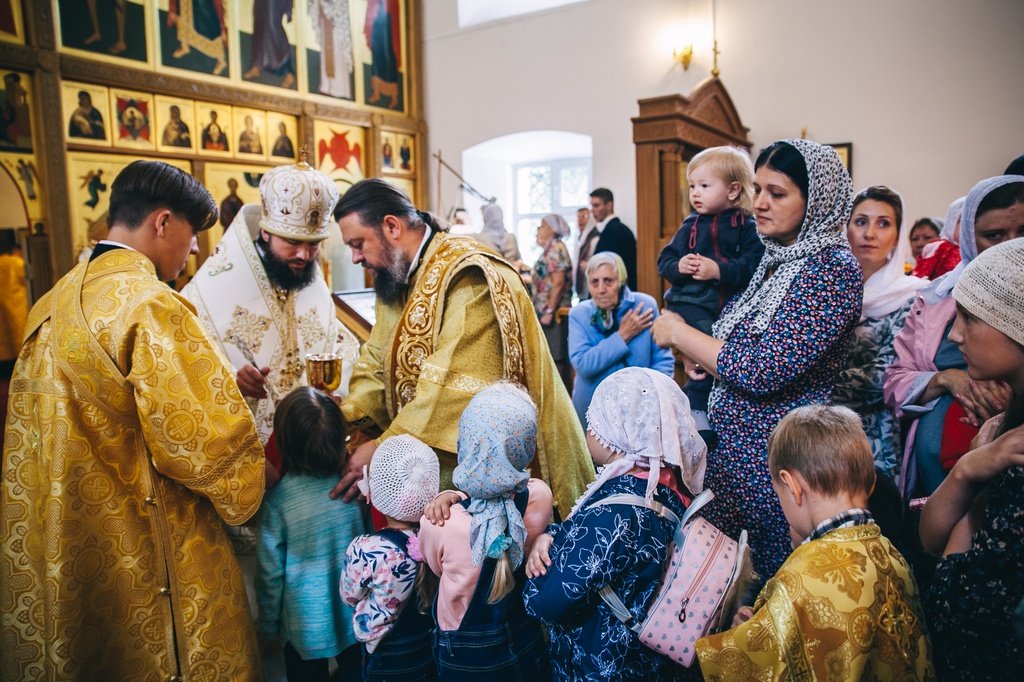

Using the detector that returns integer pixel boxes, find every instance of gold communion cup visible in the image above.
[306,353,343,393]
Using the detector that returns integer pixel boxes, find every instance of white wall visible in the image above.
[421,0,1024,229]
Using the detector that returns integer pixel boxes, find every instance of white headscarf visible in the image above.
[940,197,965,242]
[569,368,707,517]
[853,188,928,321]
[541,213,570,239]
[481,202,509,238]
[710,139,853,409]
[921,175,1024,305]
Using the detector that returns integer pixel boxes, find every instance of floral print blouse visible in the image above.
[522,474,688,681]
[531,238,573,314]
[833,299,914,478]
[340,530,419,653]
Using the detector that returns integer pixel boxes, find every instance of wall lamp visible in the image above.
[673,44,694,70]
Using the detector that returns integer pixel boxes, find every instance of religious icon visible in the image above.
[159,0,229,78]
[196,102,232,157]
[219,177,244,228]
[242,0,297,90]
[305,0,355,101]
[57,0,149,64]
[0,0,25,45]
[270,119,296,159]
[362,0,403,111]
[111,89,155,150]
[398,134,412,172]
[0,70,33,152]
[233,107,267,159]
[156,96,195,152]
[15,159,38,200]
[380,132,395,170]
[313,119,365,195]
[80,169,108,209]
[62,82,111,147]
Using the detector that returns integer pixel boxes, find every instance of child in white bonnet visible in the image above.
[341,434,439,680]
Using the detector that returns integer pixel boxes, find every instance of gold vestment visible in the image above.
[696,525,935,681]
[343,232,594,513]
[1,250,265,681]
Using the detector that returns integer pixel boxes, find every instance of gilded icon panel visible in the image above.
[237,0,299,91]
[232,107,268,160]
[66,152,191,259]
[0,70,34,153]
[0,0,25,45]
[56,0,151,67]
[202,161,270,251]
[267,111,299,161]
[313,119,365,192]
[196,101,233,157]
[110,89,156,151]
[156,0,231,81]
[155,96,196,153]
[62,81,111,148]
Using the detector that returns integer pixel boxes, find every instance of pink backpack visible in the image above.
[589,489,751,668]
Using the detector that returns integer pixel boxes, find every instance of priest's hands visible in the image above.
[331,438,377,502]
[237,364,270,399]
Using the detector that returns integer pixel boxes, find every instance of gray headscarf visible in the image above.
[452,383,537,569]
[708,140,853,411]
[921,175,1024,305]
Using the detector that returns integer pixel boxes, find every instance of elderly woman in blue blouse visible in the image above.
[833,186,928,478]
[567,252,674,425]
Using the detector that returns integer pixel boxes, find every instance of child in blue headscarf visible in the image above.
[418,382,553,680]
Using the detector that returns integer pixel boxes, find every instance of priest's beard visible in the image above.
[373,241,412,304]
[257,239,318,291]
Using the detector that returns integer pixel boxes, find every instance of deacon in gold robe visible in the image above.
[696,524,935,681]
[0,161,265,682]
[0,244,28,363]
[334,179,594,514]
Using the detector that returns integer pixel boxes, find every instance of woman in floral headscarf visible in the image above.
[652,139,863,579]
[523,367,706,681]
[418,382,552,680]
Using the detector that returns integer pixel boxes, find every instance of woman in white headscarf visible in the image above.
[477,202,521,262]
[523,367,706,681]
[834,186,929,477]
[884,176,1024,497]
[652,139,863,579]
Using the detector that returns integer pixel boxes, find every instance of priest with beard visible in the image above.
[331,178,594,516]
[182,159,360,445]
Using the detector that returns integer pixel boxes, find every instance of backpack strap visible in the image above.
[587,493,681,525]
[591,489,717,632]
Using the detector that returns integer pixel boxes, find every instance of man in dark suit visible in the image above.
[582,187,637,292]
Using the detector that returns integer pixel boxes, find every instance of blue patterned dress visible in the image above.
[522,474,688,682]
[705,246,862,579]
[832,299,914,478]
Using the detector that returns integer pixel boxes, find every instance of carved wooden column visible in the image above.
[632,78,751,303]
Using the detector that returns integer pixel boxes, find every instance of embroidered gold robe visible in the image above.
[342,232,594,514]
[696,525,935,681]
[1,250,265,682]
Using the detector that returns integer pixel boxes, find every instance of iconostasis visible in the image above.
[0,0,425,296]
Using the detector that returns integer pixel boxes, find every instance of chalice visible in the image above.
[306,353,342,393]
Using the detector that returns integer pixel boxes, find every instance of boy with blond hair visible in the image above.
[657,146,764,439]
[696,405,935,680]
